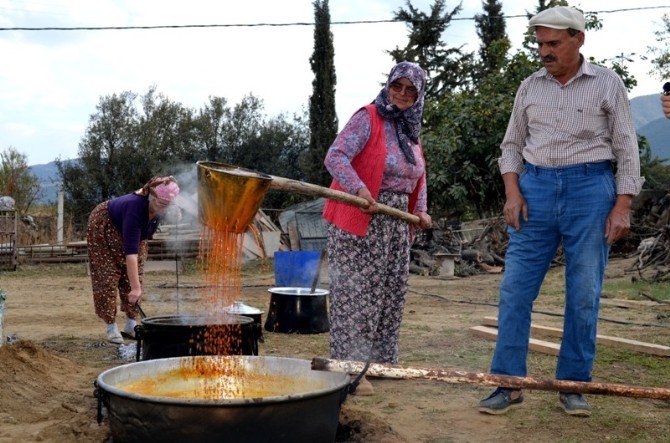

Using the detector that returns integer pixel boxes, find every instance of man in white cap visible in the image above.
[478,6,643,417]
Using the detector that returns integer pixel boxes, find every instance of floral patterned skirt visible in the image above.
[327,191,411,364]
[86,201,147,324]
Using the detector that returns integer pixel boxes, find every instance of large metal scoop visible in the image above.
[197,161,420,232]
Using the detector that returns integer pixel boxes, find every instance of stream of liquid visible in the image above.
[117,167,291,399]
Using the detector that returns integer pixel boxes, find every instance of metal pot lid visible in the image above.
[223,301,263,315]
[268,287,330,296]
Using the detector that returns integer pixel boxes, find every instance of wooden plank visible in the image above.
[483,317,670,357]
[600,298,663,309]
[482,316,563,339]
[469,325,560,356]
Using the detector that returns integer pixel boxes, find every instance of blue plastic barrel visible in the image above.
[273,251,321,287]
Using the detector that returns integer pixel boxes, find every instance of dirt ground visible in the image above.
[0,257,668,442]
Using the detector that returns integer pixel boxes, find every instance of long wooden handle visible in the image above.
[311,358,670,400]
[269,176,420,225]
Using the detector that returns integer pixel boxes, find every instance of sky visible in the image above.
[1,0,670,166]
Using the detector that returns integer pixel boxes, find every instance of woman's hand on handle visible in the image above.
[357,187,379,213]
[416,212,432,229]
[128,287,143,305]
[125,254,143,305]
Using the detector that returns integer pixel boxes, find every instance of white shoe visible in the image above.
[106,323,124,344]
[122,319,137,339]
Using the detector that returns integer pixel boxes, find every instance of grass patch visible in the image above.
[602,279,670,302]
[9,263,89,278]
[595,346,670,385]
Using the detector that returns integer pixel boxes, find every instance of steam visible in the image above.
[161,163,200,258]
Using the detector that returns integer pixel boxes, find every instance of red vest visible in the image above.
[323,104,424,237]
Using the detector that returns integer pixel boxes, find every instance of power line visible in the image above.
[1,5,670,32]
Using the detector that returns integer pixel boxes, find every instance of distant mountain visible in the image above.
[28,160,77,204]
[637,118,670,160]
[630,93,670,161]
[630,94,664,128]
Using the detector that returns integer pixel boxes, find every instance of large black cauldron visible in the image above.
[95,355,351,443]
[135,314,259,361]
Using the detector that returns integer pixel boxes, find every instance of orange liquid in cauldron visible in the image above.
[117,364,325,399]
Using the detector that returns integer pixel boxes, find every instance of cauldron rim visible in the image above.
[96,355,349,406]
[141,314,253,327]
[267,287,330,297]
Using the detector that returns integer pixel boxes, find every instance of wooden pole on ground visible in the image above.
[311,358,670,400]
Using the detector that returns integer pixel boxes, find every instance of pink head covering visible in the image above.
[153,181,180,202]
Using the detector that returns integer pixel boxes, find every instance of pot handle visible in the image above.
[135,325,144,362]
[93,380,109,424]
[251,323,260,355]
[341,360,371,404]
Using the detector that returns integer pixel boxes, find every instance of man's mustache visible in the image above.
[542,56,557,63]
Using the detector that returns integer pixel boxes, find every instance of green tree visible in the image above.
[57,91,140,230]
[193,96,231,161]
[649,14,670,80]
[0,147,40,215]
[423,52,539,219]
[638,135,670,190]
[389,0,474,100]
[58,88,311,231]
[474,0,510,77]
[136,86,196,169]
[303,0,338,187]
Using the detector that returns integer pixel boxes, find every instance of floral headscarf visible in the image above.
[373,61,427,165]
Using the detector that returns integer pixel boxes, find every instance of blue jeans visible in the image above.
[490,162,615,382]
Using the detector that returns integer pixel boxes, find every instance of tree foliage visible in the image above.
[474,0,510,77]
[650,14,670,80]
[304,0,338,187]
[638,135,670,190]
[57,88,309,232]
[389,0,474,100]
[423,52,539,219]
[0,147,40,215]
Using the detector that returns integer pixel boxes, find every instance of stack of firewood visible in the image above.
[630,225,670,283]
[411,217,508,276]
[627,190,670,283]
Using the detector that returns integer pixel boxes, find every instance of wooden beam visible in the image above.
[600,298,664,309]
[482,316,563,338]
[312,357,670,400]
[469,325,560,356]
[483,316,670,357]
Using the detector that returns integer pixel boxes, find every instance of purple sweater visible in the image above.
[107,193,159,255]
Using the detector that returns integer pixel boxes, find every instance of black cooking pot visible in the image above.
[264,287,330,334]
[135,314,259,361]
[224,301,264,342]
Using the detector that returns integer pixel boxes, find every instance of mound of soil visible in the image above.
[0,341,109,442]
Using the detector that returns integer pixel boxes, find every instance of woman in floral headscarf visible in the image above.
[87,176,180,344]
[323,61,432,395]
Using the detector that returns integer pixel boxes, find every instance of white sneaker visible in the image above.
[106,323,124,344]
[122,319,137,339]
